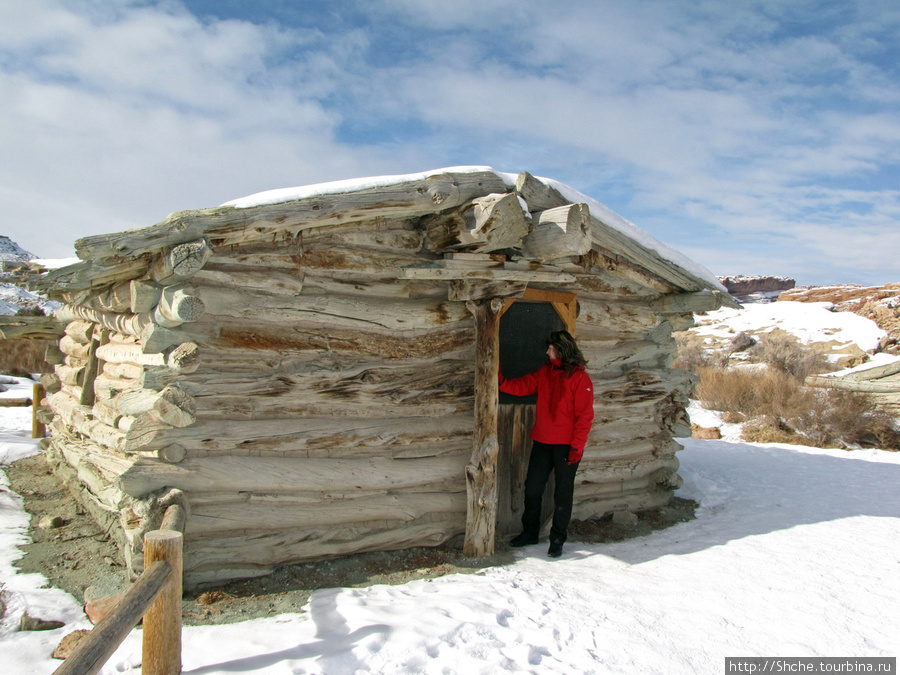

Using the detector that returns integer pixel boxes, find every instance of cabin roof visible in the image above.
[37,167,726,297]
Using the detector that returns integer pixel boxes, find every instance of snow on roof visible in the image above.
[221,166,518,209]
[222,166,724,292]
[537,175,726,293]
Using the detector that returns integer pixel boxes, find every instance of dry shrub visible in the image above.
[673,332,708,371]
[792,389,900,450]
[720,411,747,424]
[694,367,755,414]
[0,339,52,376]
[673,332,728,371]
[695,366,807,419]
[748,331,835,380]
[864,415,900,450]
[741,416,802,445]
[695,365,900,450]
[15,306,47,317]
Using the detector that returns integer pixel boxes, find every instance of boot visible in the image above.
[509,532,539,547]
[547,540,563,558]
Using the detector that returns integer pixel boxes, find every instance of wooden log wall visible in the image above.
[46,217,480,585]
[39,170,721,586]
[179,223,481,584]
[532,261,698,521]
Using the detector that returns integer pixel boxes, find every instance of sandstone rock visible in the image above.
[691,423,722,440]
[719,275,795,299]
[730,331,756,352]
[611,511,639,526]
[38,514,65,530]
[52,629,91,660]
[85,592,126,625]
[84,580,128,602]
[20,612,66,631]
[808,339,868,368]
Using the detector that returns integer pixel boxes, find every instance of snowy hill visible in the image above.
[0,237,68,316]
[0,284,61,317]
[691,300,888,368]
[0,236,35,262]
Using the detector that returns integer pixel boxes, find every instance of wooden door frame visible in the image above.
[499,288,578,335]
[464,288,579,557]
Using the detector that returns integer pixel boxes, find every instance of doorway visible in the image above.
[495,291,575,536]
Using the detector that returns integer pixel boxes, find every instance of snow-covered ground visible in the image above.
[1,371,899,673]
[2,301,899,673]
[690,300,899,372]
[693,301,887,353]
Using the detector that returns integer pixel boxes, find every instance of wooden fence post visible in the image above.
[32,383,46,439]
[142,530,183,675]
[51,561,173,675]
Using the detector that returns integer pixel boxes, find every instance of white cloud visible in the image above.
[0,1,428,257]
[0,0,897,285]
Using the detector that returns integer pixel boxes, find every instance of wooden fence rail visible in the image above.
[0,397,31,407]
[53,529,183,675]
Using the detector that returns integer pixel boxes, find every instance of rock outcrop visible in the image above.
[718,275,795,303]
[0,235,35,262]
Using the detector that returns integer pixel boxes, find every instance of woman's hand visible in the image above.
[566,446,583,465]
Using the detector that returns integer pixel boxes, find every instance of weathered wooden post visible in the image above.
[463,297,503,556]
[32,383,45,438]
[51,559,176,675]
[142,530,183,675]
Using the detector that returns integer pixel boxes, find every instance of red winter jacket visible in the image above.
[498,359,595,451]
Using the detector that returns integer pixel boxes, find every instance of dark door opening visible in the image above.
[496,301,567,536]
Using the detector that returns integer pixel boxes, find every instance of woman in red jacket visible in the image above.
[499,330,594,557]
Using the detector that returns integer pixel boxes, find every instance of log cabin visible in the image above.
[31,166,731,588]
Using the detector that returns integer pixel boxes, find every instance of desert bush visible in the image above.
[15,306,46,317]
[748,332,835,380]
[792,389,900,450]
[741,416,803,445]
[673,332,729,371]
[695,365,899,450]
[0,339,52,376]
[863,414,900,450]
[696,366,811,419]
[694,366,755,414]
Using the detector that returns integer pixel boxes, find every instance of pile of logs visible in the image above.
[807,360,900,415]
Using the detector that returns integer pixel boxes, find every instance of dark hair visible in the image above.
[546,330,587,376]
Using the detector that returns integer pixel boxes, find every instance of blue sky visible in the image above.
[2,0,898,285]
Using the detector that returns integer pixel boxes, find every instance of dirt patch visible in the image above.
[5,452,696,626]
[4,455,123,596]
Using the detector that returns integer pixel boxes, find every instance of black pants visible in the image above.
[521,441,579,544]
